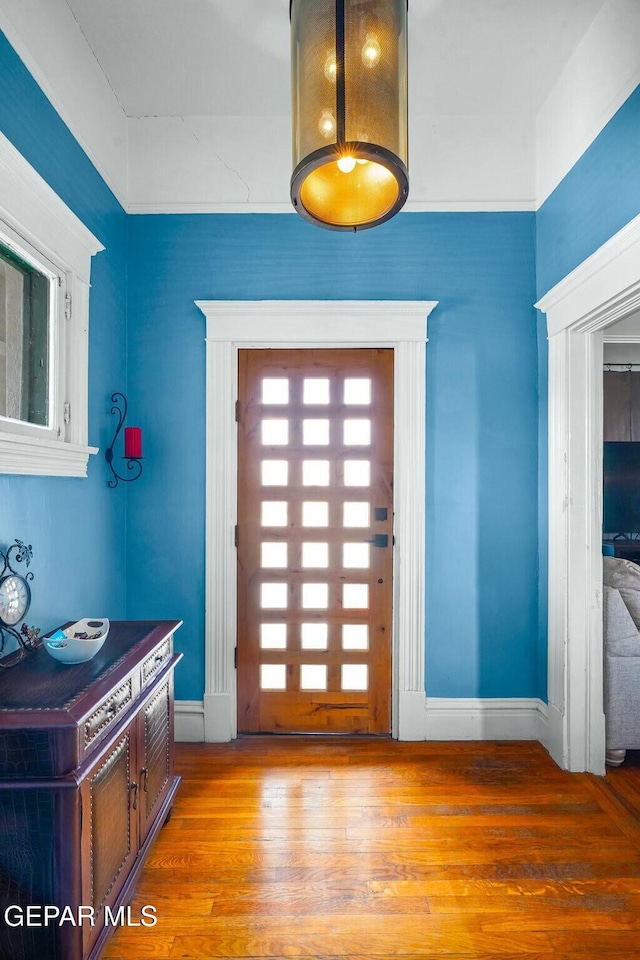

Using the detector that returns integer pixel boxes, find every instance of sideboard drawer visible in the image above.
[141,634,173,687]
[84,677,134,748]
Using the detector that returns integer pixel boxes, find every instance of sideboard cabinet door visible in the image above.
[139,676,174,844]
[80,727,138,958]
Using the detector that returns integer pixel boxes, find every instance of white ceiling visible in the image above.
[65,0,604,120]
[5,0,637,212]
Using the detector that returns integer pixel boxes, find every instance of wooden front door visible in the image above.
[236,348,394,734]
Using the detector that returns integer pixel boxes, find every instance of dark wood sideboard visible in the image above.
[0,620,182,960]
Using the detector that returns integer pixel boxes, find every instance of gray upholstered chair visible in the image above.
[603,556,640,765]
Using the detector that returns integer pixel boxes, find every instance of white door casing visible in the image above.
[196,300,436,742]
[536,213,640,774]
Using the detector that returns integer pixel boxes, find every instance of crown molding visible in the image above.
[127,198,537,215]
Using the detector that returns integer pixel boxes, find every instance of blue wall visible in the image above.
[127,212,539,701]
[0,28,546,706]
[536,83,640,299]
[0,32,128,639]
[1,31,638,716]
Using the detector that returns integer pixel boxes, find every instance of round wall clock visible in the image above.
[0,572,31,626]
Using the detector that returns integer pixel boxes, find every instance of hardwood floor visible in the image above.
[103,739,640,960]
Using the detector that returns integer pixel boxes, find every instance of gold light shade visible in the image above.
[290,0,409,231]
[299,158,399,228]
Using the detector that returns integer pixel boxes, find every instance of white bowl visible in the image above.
[44,618,110,665]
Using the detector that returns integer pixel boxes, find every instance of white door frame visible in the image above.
[196,300,437,741]
[536,214,640,774]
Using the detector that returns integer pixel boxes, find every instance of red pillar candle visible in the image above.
[124,426,142,459]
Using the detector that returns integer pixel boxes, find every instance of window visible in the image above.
[0,132,103,475]
[0,240,56,432]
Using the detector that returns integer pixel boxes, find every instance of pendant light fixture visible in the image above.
[290,0,409,231]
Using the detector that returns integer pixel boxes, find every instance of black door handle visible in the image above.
[367,534,389,548]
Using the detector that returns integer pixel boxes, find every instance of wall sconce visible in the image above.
[105,392,143,488]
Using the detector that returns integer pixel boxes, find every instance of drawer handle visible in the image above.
[130,781,138,810]
[141,766,148,792]
[154,654,164,663]
[106,702,118,717]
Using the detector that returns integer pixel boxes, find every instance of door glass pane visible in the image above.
[344,378,371,405]
[0,245,51,427]
[343,583,369,608]
[261,378,289,404]
[262,501,288,526]
[261,542,288,568]
[302,583,329,608]
[262,419,289,445]
[302,501,329,526]
[344,460,370,486]
[343,502,370,527]
[261,583,288,608]
[343,543,370,568]
[342,624,368,650]
[262,460,288,485]
[341,664,368,691]
[303,460,330,486]
[302,542,329,567]
[261,664,287,690]
[261,624,287,649]
[301,664,327,690]
[303,378,330,404]
[301,623,328,649]
[303,419,330,445]
[344,419,371,445]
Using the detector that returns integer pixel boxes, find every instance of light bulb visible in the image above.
[324,53,337,83]
[337,155,357,174]
[318,109,336,139]
[362,33,381,68]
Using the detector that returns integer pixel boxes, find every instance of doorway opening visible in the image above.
[537,215,640,773]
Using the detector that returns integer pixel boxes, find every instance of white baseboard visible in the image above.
[203,692,235,742]
[424,697,546,741]
[397,690,428,740]
[536,699,550,750]
[174,700,205,742]
[176,696,548,744]
[543,701,566,769]
[174,696,235,742]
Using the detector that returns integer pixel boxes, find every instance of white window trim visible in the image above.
[536,212,640,774]
[196,299,437,742]
[0,132,103,476]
